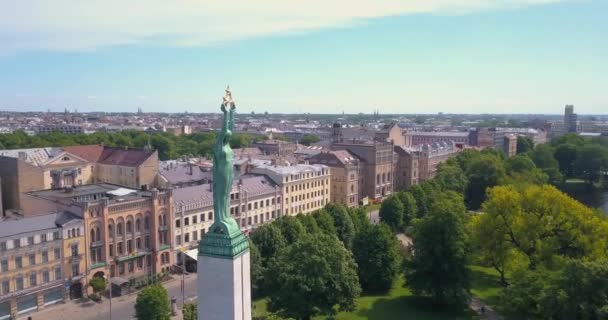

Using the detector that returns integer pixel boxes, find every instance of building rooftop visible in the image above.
[252,163,327,176]
[159,161,212,186]
[0,147,64,166]
[405,131,469,137]
[63,145,155,166]
[173,175,277,206]
[27,183,155,206]
[0,211,81,238]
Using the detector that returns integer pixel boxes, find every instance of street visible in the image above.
[31,274,198,320]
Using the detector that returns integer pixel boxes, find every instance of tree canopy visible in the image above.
[353,224,400,293]
[135,284,171,320]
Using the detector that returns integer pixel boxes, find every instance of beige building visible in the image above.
[0,212,86,319]
[19,184,174,294]
[503,135,517,157]
[251,164,330,216]
[308,150,360,208]
[393,146,419,190]
[0,145,159,212]
[172,175,281,268]
[375,123,406,146]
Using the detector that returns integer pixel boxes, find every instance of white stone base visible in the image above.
[197,250,252,320]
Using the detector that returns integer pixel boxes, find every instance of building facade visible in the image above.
[393,146,419,191]
[308,151,360,208]
[20,184,174,291]
[404,131,470,147]
[251,164,330,216]
[0,212,85,319]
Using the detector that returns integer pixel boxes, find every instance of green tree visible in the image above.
[379,195,404,232]
[574,144,608,184]
[348,207,371,234]
[405,191,470,306]
[435,163,467,195]
[250,224,287,266]
[182,303,197,320]
[250,241,265,298]
[266,234,361,320]
[275,216,307,244]
[409,184,431,217]
[325,203,356,249]
[89,276,106,297]
[554,143,578,177]
[299,134,320,146]
[313,209,337,236]
[530,144,563,185]
[135,284,171,320]
[296,213,321,234]
[395,192,417,227]
[516,136,534,154]
[465,154,506,210]
[353,224,400,293]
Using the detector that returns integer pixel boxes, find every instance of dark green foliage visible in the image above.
[530,144,564,185]
[89,276,106,294]
[465,154,506,210]
[353,224,400,293]
[135,284,171,320]
[325,203,356,249]
[435,163,468,194]
[379,195,404,232]
[0,129,264,160]
[296,213,321,234]
[405,191,470,306]
[554,143,578,177]
[502,259,608,319]
[395,192,417,227]
[250,224,287,266]
[299,134,321,146]
[265,234,361,320]
[516,136,534,154]
[348,207,371,234]
[182,303,197,320]
[249,241,265,298]
[574,144,608,184]
[409,184,431,217]
[313,209,337,236]
[275,216,307,244]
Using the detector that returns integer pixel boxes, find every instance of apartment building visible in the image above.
[171,175,281,267]
[331,140,394,200]
[393,146,419,190]
[0,212,85,319]
[418,141,461,181]
[308,150,360,208]
[0,145,158,212]
[19,184,174,290]
[251,164,330,216]
[404,131,470,147]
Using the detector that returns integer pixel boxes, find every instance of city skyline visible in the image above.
[1,0,607,114]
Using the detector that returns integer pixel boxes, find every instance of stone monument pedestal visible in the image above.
[198,226,251,320]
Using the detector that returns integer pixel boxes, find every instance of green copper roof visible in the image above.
[198,219,249,259]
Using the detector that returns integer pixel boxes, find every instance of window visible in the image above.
[175,219,181,228]
[2,280,10,294]
[145,217,150,230]
[184,233,190,243]
[117,242,123,255]
[126,221,132,233]
[145,236,150,249]
[72,263,79,277]
[15,256,22,268]
[53,231,61,240]
[1,260,7,272]
[29,272,37,287]
[176,235,182,245]
[109,244,114,257]
[137,258,143,269]
[117,223,123,236]
[0,241,5,251]
[119,263,125,275]
[128,261,134,272]
[200,229,205,239]
[42,250,49,263]
[127,240,132,253]
[208,212,213,220]
[192,216,197,224]
[136,219,141,232]
[200,214,205,222]
[193,231,198,241]
[29,254,35,266]
[136,238,141,250]
[41,234,47,242]
[71,244,78,256]
[14,239,21,248]
[16,276,24,291]
[184,217,189,226]
[55,267,61,280]
[108,224,113,237]
[27,236,34,245]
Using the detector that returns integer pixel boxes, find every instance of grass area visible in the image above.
[254,276,478,320]
[363,203,381,213]
[469,265,503,309]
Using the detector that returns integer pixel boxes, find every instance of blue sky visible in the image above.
[0,0,606,114]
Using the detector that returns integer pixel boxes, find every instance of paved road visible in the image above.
[32,274,198,320]
[368,209,380,224]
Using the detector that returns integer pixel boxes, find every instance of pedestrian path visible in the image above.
[470,297,501,320]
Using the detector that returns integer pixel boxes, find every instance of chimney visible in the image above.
[17,152,27,161]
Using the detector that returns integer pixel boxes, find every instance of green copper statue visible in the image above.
[210,86,240,235]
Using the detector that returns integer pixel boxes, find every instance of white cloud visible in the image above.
[0,0,566,52]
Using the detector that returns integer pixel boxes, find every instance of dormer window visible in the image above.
[62,156,70,161]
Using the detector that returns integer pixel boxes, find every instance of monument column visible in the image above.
[198,87,252,320]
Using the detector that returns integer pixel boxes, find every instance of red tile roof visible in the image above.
[64,145,156,167]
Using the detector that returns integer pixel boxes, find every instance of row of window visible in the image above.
[288,190,327,203]
[284,170,327,182]
[175,211,213,228]
[1,248,62,272]
[1,266,63,295]
[0,231,62,251]
[285,179,328,193]
[108,237,147,257]
[284,199,329,215]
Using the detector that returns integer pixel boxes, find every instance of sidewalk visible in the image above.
[470,297,501,320]
[28,274,197,320]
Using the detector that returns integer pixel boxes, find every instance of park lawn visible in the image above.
[469,265,503,309]
[254,276,478,320]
